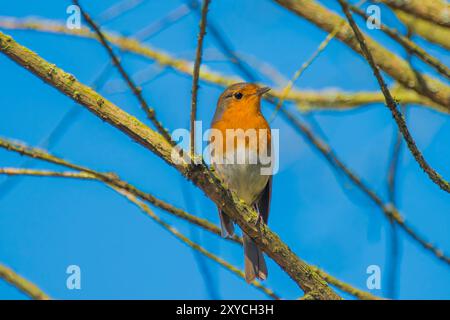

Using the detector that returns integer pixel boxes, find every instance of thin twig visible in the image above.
[133,4,192,41]
[0,263,51,300]
[72,0,173,144]
[190,0,210,156]
[338,0,450,194]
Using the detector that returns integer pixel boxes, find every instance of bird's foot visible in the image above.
[254,211,265,227]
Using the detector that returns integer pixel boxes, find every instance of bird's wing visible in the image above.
[255,176,272,223]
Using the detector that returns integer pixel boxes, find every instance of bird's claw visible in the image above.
[254,212,265,227]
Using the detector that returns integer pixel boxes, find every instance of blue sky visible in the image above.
[0,0,449,299]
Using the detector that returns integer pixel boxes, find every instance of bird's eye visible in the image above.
[234,92,243,100]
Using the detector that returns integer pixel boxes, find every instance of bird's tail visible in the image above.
[219,210,235,237]
[243,233,267,283]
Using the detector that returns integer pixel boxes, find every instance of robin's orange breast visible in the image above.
[211,101,271,155]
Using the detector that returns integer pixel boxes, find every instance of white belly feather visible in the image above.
[213,146,269,205]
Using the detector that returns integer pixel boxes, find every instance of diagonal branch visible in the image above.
[273,0,450,110]
[337,0,450,194]
[72,0,173,144]
[0,263,51,300]
[190,0,210,156]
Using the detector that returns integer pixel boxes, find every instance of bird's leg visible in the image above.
[254,203,264,227]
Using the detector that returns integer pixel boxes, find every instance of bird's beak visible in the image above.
[257,87,271,96]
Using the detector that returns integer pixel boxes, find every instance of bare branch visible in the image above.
[273,0,450,110]
[0,263,51,300]
[190,0,210,156]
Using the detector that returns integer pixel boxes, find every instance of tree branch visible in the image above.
[190,0,210,156]
[273,0,450,110]
[0,263,51,300]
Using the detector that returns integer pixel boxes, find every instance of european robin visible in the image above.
[210,83,272,283]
